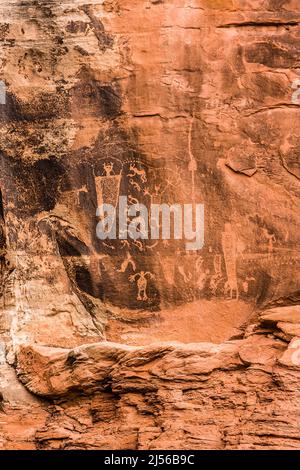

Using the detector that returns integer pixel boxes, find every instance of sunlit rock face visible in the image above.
[0,0,299,450]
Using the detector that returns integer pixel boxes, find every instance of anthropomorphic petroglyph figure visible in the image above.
[261,228,276,256]
[242,276,255,294]
[195,256,206,290]
[210,273,222,296]
[222,223,239,301]
[196,255,204,272]
[95,162,121,209]
[103,162,115,176]
[117,252,136,273]
[209,254,223,295]
[127,164,147,183]
[197,272,206,291]
[213,254,222,276]
[224,279,239,300]
[129,271,154,301]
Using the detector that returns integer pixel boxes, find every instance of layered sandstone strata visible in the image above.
[0,0,299,450]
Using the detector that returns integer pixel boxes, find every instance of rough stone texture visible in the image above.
[0,0,299,450]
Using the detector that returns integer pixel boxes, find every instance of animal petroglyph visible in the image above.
[261,228,276,256]
[127,164,147,183]
[188,112,198,206]
[129,179,142,192]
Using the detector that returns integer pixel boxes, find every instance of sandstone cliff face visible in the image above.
[0,0,299,450]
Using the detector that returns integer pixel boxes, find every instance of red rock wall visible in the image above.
[0,0,299,450]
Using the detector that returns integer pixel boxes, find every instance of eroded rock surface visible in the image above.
[0,0,299,450]
[12,337,300,450]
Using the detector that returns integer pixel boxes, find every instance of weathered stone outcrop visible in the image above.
[0,0,299,450]
[11,336,300,450]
